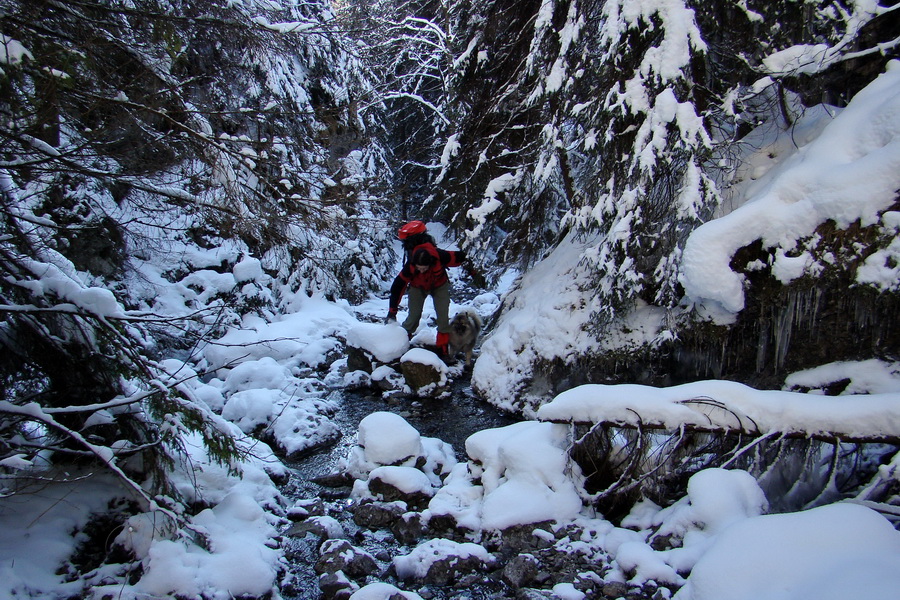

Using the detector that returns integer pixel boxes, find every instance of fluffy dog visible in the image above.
[448,308,483,366]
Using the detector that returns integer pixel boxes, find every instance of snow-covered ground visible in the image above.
[473,59,900,408]
[2,284,899,600]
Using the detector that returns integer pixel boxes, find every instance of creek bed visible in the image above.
[278,376,519,599]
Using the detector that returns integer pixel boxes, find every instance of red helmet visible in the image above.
[398,220,427,240]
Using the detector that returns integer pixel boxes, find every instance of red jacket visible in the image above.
[388,243,464,314]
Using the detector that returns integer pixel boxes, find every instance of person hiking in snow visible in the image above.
[385,220,468,357]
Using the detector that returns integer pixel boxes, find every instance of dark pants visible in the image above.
[402,283,451,336]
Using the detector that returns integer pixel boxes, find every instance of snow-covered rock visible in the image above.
[400,348,448,395]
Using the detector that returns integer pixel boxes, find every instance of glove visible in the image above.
[384,313,397,324]
[456,250,467,263]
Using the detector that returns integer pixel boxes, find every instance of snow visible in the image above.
[3,20,900,600]
[393,538,495,579]
[536,379,900,441]
[358,411,423,466]
[232,256,264,283]
[0,34,32,65]
[369,466,435,497]
[0,473,127,599]
[784,359,900,395]
[425,421,585,531]
[681,60,900,316]
[673,502,900,600]
[203,294,356,370]
[3,280,900,599]
[347,322,410,362]
[349,582,423,600]
[465,171,520,244]
[131,492,280,599]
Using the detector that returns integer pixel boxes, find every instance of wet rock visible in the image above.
[343,369,372,390]
[315,539,379,579]
[502,553,540,589]
[313,472,355,488]
[601,581,631,598]
[347,346,374,374]
[285,515,346,541]
[287,497,326,520]
[652,586,675,600]
[399,355,446,396]
[416,553,491,586]
[318,570,359,600]
[425,513,475,541]
[374,548,393,562]
[454,572,484,588]
[372,365,405,391]
[392,512,426,545]
[353,500,407,529]
[368,467,435,510]
[649,532,678,551]
[500,522,555,553]
[515,589,555,600]
[641,581,661,599]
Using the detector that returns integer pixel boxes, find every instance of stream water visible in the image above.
[278,375,520,599]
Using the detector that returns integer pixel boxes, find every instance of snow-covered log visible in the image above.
[537,380,900,445]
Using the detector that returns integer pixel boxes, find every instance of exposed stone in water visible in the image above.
[286,497,326,520]
[391,512,426,545]
[352,500,407,530]
[400,358,446,396]
[317,570,358,600]
[346,346,374,374]
[601,581,631,598]
[285,515,346,541]
[515,589,555,600]
[315,539,379,578]
[502,553,540,589]
[368,471,434,511]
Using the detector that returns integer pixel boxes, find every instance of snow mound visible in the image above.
[358,411,423,466]
[674,502,900,600]
[428,421,585,530]
[347,322,410,362]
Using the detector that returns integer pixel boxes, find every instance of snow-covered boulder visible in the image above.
[358,411,423,466]
[366,466,435,510]
[672,502,900,600]
[400,348,448,396]
[315,539,379,579]
[346,322,410,373]
[393,538,496,586]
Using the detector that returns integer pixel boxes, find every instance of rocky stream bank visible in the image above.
[274,369,674,600]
